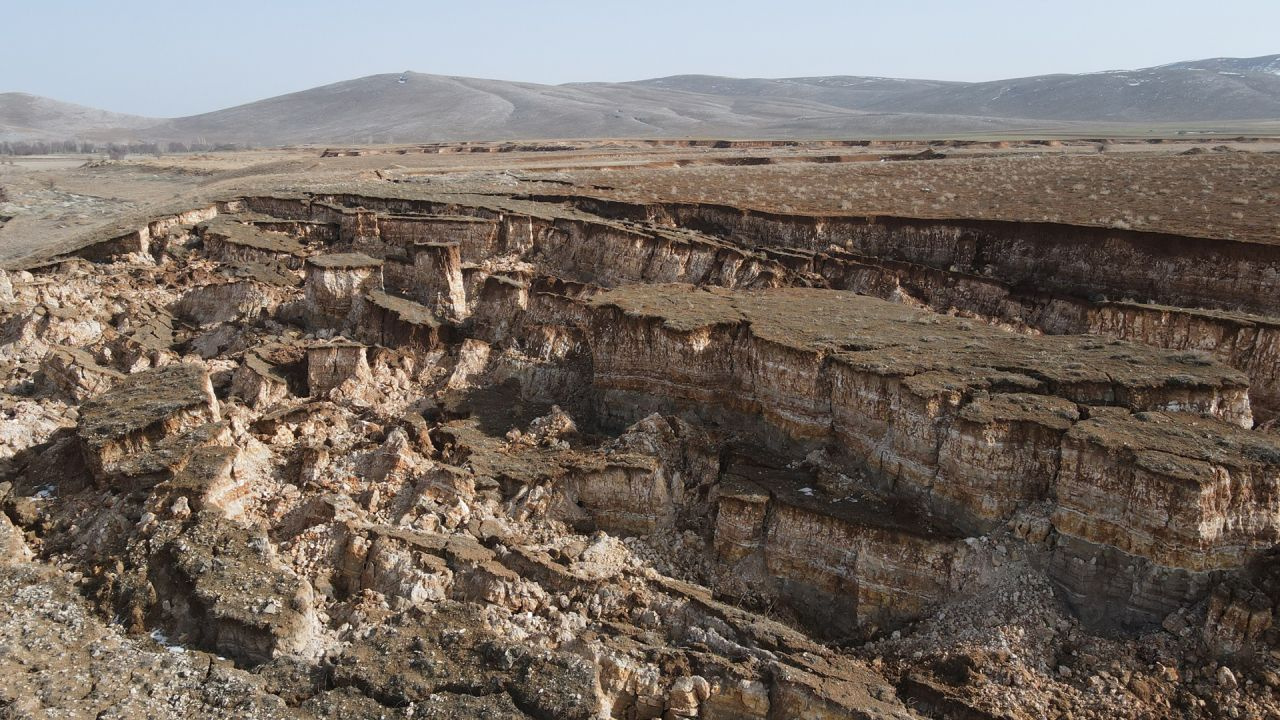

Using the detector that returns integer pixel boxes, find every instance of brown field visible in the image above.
[562,150,1280,242]
[3,137,1280,266]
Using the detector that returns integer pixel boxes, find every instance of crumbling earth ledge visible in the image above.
[576,285,1276,625]
[97,189,1280,420]
[3,173,1280,718]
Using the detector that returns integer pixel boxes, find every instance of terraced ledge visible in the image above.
[577,285,1278,624]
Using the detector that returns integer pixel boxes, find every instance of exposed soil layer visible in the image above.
[2,145,1280,719]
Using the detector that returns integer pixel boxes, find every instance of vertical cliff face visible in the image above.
[573,285,1277,625]
[711,456,972,640]
[303,254,383,331]
[582,200,1280,316]
[405,242,467,318]
[377,215,499,254]
[533,218,785,290]
[1049,407,1280,624]
[933,393,1077,524]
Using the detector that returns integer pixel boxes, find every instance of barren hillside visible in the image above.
[3,54,1278,145]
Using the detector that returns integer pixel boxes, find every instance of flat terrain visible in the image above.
[562,147,1280,242]
[3,137,1279,267]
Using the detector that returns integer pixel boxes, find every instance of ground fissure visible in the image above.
[3,144,1280,718]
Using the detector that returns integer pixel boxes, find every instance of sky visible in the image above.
[2,0,1278,117]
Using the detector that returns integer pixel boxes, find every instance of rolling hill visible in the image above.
[0,93,157,143]
[2,54,1278,144]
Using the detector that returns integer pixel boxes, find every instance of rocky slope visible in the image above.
[2,184,1280,718]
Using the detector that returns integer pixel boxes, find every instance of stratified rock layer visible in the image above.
[579,285,1277,624]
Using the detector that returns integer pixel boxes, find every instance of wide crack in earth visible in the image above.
[3,187,1280,718]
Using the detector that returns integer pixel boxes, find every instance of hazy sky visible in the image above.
[3,0,1277,117]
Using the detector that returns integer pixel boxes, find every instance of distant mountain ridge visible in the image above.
[1158,55,1280,75]
[3,54,1278,144]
